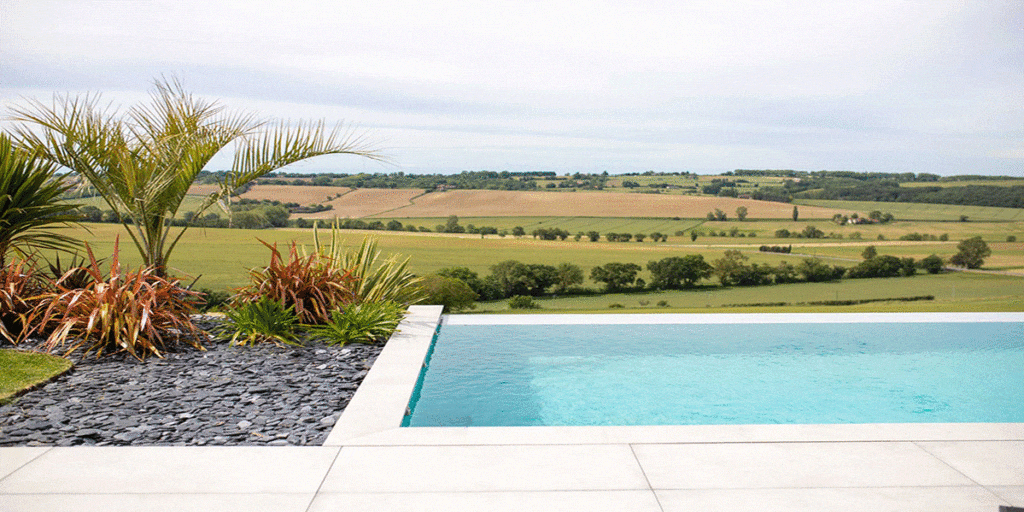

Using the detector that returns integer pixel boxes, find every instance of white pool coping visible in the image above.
[325,308,1024,447]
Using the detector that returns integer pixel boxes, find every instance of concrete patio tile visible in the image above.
[0,447,339,494]
[656,486,1007,512]
[916,441,1024,486]
[632,442,975,489]
[310,490,662,512]
[320,444,649,493]
[0,447,50,480]
[0,493,314,512]
[990,486,1024,506]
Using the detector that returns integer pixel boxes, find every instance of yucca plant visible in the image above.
[8,77,383,277]
[0,257,51,344]
[313,226,425,305]
[35,240,203,360]
[0,133,80,268]
[232,240,358,325]
[219,297,298,346]
[310,301,405,346]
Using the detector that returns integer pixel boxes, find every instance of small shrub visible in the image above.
[1008,235,1017,242]
[656,300,669,307]
[234,240,358,324]
[311,301,405,345]
[34,242,202,360]
[607,303,624,309]
[508,295,539,309]
[220,297,298,346]
[1,258,50,344]
[418,275,478,312]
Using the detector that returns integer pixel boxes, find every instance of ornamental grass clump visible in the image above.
[0,257,51,344]
[35,241,203,360]
[231,240,359,325]
[220,297,298,346]
[310,301,405,346]
[313,227,424,305]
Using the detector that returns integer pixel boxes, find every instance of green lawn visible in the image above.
[0,350,73,403]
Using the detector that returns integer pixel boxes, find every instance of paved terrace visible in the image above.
[2,307,1022,511]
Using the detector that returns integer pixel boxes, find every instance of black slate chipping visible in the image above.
[0,319,383,447]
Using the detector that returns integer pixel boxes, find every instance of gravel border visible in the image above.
[0,318,382,447]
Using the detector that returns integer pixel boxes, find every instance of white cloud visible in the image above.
[2,0,1021,175]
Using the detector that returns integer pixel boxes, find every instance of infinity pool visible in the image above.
[403,314,1024,427]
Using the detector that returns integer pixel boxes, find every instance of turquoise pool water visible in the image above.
[403,318,1024,427]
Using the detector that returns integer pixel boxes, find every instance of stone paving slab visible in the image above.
[321,444,649,493]
[655,486,1011,512]
[309,490,663,512]
[0,493,315,512]
[0,446,339,494]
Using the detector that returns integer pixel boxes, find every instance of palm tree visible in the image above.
[8,77,384,276]
[0,133,80,268]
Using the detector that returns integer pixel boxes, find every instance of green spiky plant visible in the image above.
[310,301,405,345]
[8,77,383,277]
[220,297,299,346]
[0,257,51,344]
[312,226,425,305]
[34,239,203,360]
[0,133,81,268]
[232,240,359,325]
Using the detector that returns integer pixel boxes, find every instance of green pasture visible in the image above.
[794,199,1024,222]
[58,224,1024,312]
[67,195,211,218]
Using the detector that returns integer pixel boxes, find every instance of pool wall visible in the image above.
[325,309,1024,447]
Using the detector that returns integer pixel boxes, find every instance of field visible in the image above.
[60,221,1024,312]
[794,199,1024,222]
[199,186,853,220]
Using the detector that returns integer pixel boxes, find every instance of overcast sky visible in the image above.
[2,0,1022,176]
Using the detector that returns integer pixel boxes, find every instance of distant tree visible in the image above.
[587,231,600,242]
[797,258,839,282]
[735,206,748,221]
[418,275,478,312]
[774,228,791,238]
[949,236,990,269]
[647,255,713,289]
[589,262,642,292]
[386,219,404,231]
[959,215,969,222]
[78,205,103,222]
[792,206,799,222]
[861,245,878,260]
[848,255,903,278]
[553,263,584,293]
[714,208,727,221]
[800,225,824,239]
[634,233,646,242]
[918,254,944,274]
[690,231,698,242]
[444,215,464,233]
[511,226,525,237]
[706,211,715,221]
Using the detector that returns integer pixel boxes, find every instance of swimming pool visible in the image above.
[403,313,1024,427]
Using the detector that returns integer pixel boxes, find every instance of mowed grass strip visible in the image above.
[795,199,1024,222]
[0,350,73,403]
